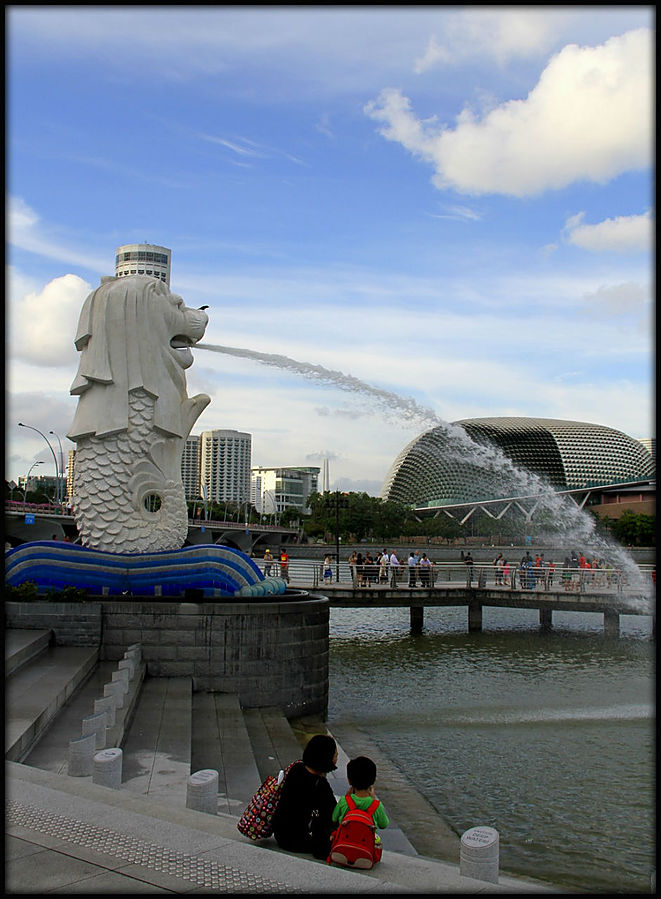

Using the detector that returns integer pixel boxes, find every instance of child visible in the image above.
[332,756,389,849]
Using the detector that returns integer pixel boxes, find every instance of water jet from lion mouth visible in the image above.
[195,341,651,599]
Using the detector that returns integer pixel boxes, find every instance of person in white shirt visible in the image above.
[389,551,400,585]
[407,551,417,587]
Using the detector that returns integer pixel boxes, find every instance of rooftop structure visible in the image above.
[381,417,656,508]
[114,243,171,286]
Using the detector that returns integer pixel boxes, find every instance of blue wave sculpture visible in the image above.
[5,541,287,599]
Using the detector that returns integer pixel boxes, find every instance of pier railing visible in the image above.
[262,558,655,594]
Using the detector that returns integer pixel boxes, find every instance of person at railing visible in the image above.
[348,551,358,586]
[378,549,389,584]
[389,550,401,586]
[463,551,474,585]
[365,551,378,587]
[407,551,418,588]
[419,553,431,588]
[263,548,273,577]
[502,559,511,586]
[279,548,290,583]
[323,554,333,585]
[493,552,504,585]
[355,552,365,588]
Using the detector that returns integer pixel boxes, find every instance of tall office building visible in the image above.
[251,466,320,516]
[181,435,202,500]
[114,243,171,285]
[201,430,252,504]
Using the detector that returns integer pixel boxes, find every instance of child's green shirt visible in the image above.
[332,793,389,829]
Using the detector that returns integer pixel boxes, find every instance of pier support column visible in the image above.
[603,610,620,638]
[468,601,483,633]
[410,606,424,634]
[539,607,553,630]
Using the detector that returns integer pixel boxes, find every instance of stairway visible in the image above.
[5,628,420,858]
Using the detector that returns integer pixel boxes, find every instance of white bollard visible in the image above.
[82,711,108,750]
[118,658,134,679]
[68,732,97,776]
[94,694,117,727]
[104,681,125,709]
[460,826,499,884]
[111,668,130,692]
[93,748,123,789]
[186,769,219,815]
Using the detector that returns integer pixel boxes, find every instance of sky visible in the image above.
[6,6,654,496]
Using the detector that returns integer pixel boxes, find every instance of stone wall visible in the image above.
[5,594,329,717]
[100,595,329,717]
[5,601,102,646]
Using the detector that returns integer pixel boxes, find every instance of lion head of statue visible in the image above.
[67,275,210,440]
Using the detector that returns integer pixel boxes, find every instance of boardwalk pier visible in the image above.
[317,582,653,637]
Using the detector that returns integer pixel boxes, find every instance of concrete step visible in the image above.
[121,676,192,805]
[210,693,263,814]
[5,629,52,678]
[23,659,146,774]
[5,645,99,762]
[7,759,558,894]
[243,706,304,781]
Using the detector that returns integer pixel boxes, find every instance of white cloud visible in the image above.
[367,28,652,197]
[564,210,653,253]
[8,196,108,272]
[10,274,90,367]
[580,282,650,318]
[414,9,556,72]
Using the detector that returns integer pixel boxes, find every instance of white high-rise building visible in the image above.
[251,466,320,516]
[201,430,252,504]
[181,435,202,500]
[114,243,171,285]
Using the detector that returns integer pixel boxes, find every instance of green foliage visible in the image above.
[305,491,408,542]
[597,511,656,546]
[5,582,89,602]
[5,581,40,600]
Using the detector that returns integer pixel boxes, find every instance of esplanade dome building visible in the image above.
[380,417,655,509]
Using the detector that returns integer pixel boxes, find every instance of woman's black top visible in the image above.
[271,762,337,858]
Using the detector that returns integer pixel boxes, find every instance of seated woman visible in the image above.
[271,734,338,859]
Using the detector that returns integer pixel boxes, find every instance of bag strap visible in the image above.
[345,794,378,818]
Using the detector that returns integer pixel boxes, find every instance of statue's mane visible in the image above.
[67,276,190,440]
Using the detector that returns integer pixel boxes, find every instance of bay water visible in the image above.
[327,606,655,893]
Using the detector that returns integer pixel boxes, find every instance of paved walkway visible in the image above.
[6,762,560,894]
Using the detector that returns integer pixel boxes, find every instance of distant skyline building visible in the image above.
[181,435,202,500]
[201,430,252,505]
[114,243,171,285]
[251,466,320,517]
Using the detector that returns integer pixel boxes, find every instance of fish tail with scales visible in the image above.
[73,389,189,553]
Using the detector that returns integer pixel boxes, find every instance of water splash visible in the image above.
[197,343,441,427]
[196,342,652,602]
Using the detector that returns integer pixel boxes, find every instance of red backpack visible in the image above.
[327,794,382,869]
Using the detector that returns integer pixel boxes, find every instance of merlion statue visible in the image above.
[67,275,210,553]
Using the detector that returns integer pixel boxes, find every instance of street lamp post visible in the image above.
[335,490,340,583]
[18,423,61,504]
[23,461,44,507]
[49,430,65,504]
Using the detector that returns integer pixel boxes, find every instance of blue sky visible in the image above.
[6,6,654,494]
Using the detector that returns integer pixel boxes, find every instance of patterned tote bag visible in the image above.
[237,760,300,840]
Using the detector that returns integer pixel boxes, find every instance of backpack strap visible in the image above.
[346,794,379,818]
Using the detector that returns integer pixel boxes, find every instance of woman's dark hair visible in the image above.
[302,734,337,773]
[347,756,377,790]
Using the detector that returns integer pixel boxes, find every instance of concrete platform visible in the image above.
[5,629,564,893]
[6,761,561,894]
